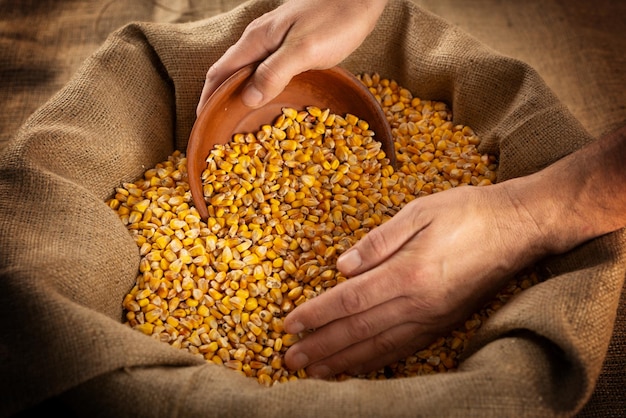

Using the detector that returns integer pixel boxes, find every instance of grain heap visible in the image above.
[108,74,533,387]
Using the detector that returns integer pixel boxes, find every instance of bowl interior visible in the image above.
[187,64,394,220]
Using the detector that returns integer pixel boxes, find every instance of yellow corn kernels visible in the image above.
[111,73,542,387]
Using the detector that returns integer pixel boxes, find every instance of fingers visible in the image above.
[284,290,425,372]
[292,321,435,378]
[343,331,432,376]
[283,260,406,335]
[239,42,317,108]
[280,198,445,378]
[196,11,292,115]
[285,294,404,367]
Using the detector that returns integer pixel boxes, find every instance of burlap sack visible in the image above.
[1,0,624,416]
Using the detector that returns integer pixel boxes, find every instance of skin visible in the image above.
[196,0,389,115]
[197,0,626,379]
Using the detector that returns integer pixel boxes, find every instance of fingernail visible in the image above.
[290,352,309,370]
[242,84,263,107]
[308,364,332,379]
[338,248,362,272]
[285,320,305,334]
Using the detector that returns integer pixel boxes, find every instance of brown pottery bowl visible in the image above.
[187,64,395,220]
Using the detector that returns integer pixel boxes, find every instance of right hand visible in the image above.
[283,181,552,378]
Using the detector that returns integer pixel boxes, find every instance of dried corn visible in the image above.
[110,73,543,387]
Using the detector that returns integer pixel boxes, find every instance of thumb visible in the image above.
[337,200,426,276]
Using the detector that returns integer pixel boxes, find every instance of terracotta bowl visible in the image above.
[187,64,395,220]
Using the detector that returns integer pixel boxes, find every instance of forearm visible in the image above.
[505,124,626,255]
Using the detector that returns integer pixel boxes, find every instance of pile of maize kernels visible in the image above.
[110,73,540,386]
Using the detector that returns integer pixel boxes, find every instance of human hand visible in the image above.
[196,0,388,115]
[283,182,551,378]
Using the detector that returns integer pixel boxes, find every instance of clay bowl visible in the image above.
[187,64,395,220]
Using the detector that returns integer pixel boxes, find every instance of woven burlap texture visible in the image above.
[1,0,624,416]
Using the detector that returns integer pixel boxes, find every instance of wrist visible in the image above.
[499,150,614,257]
[501,173,575,256]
